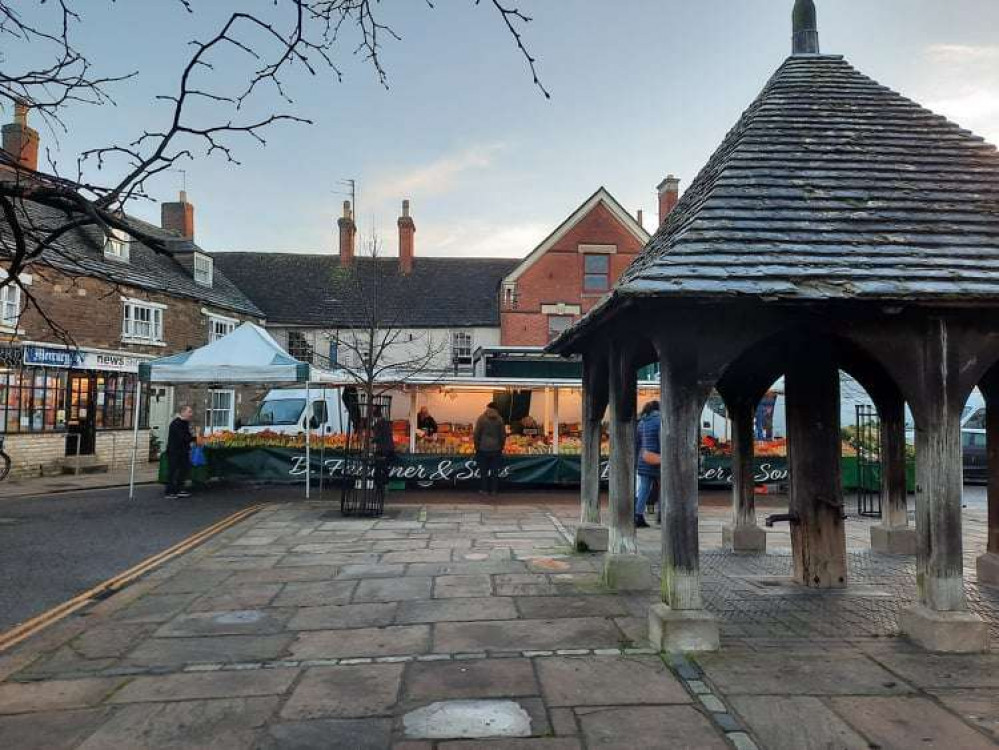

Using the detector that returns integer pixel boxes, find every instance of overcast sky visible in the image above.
[28,0,999,259]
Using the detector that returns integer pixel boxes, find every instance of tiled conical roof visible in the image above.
[618,55,999,302]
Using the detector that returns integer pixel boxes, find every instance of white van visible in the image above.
[239,387,349,436]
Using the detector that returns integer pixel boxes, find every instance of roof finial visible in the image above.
[792,0,820,55]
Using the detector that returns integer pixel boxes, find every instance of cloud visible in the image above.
[921,44,999,145]
[368,143,505,203]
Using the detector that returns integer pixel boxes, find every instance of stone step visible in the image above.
[58,456,110,475]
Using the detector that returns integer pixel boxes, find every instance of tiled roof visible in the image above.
[617,55,999,302]
[214,252,518,327]
[2,197,263,317]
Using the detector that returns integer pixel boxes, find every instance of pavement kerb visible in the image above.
[0,502,281,677]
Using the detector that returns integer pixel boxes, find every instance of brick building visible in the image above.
[499,184,677,346]
[0,109,262,478]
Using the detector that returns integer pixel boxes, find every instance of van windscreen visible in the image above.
[246,399,306,426]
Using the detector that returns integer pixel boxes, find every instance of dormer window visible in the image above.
[104,228,130,262]
[193,252,214,287]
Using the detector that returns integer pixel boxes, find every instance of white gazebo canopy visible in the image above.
[139,322,310,385]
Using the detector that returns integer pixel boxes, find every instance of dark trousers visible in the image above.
[166,454,190,495]
[477,451,503,494]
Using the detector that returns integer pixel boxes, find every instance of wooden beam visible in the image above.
[607,339,637,555]
[731,398,757,528]
[658,337,704,609]
[879,390,908,528]
[580,351,608,526]
[786,340,847,588]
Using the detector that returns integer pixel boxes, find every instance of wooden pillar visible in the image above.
[785,341,847,588]
[657,337,704,609]
[976,369,999,585]
[580,351,608,527]
[722,396,767,552]
[648,333,718,651]
[870,388,916,553]
[902,319,988,652]
[607,340,638,555]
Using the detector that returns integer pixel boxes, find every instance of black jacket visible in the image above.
[167,417,194,459]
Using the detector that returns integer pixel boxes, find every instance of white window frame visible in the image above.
[193,252,214,287]
[104,228,131,262]
[122,298,166,345]
[1,282,23,330]
[206,389,235,433]
[451,330,474,367]
[205,312,238,343]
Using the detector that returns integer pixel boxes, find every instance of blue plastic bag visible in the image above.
[190,444,207,467]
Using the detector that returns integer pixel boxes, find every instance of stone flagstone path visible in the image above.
[0,495,995,749]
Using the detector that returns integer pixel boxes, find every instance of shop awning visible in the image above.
[138,323,310,384]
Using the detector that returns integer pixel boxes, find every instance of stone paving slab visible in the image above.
[280,664,404,720]
[729,695,871,750]
[576,705,729,749]
[828,696,998,750]
[396,597,519,624]
[928,689,999,740]
[263,718,393,750]
[0,707,111,750]
[402,658,539,706]
[108,668,299,703]
[536,655,690,707]
[0,677,124,714]
[124,634,295,667]
[290,625,431,659]
[286,602,397,630]
[434,618,624,653]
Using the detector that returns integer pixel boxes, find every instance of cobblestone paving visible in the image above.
[0,493,996,749]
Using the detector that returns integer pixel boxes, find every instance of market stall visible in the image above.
[135,322,311,498]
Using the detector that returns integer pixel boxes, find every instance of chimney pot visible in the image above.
[657,174,681,226]
[636,209,644,229]
[2,102,40,172]
[398,199,415,275]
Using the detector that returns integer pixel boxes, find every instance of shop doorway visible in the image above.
[148,385,174,454]
[66,374,96,456]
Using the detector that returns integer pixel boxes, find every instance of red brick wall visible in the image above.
[501,201,645,346]
[7,264,251,354]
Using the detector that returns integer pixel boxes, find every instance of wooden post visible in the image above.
[657,337,704,608]
[722,396,766,552]
[580,351,608,527]
[902,320,988,651]
[409,390,418,455]
[870,388,916,553]
[552,388,560,456]
[607,340,637,555]
[785,341,847,588]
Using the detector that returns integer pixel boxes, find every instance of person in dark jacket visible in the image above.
[417,407,438,437]
[634,401,661,528]
[371,406,396,490]
[473,402,507,495]
[166,405,194,499]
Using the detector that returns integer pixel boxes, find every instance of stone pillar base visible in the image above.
[602,554,653,591]
[722,524,767,553]
[900,604,989,653]
[574,524,609,553]
[648,603,720,653]
[977,552,999,587]
[870,524,917,555]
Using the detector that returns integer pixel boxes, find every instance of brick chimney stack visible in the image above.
[398,199,415,275]
[2,102,40,172]
[161,190,195,240]
[636,209,644,230]
[657,175,680,226]
[338,200,356,266]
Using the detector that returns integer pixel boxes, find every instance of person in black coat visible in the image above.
[166,405,194,498]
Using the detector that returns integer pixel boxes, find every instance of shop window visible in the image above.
[96,374,144,429]
[287,331,314,364]
[451,331,473,368]
[548,315,574,342]
[193,252,214,287]
[208,314,237,343]
[104,228,130,262]
[0,368,68,433]
[207,389,235,432]
[583,254,610,293]
[0,282,21,329]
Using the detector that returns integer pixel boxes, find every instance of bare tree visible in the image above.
[321,230,448,452]
[0,0,549,336]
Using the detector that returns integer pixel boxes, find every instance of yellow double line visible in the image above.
[0,503,265,654]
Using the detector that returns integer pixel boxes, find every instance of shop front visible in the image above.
[0,342,150,477]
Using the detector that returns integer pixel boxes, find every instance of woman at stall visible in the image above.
[417,406,438,437]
